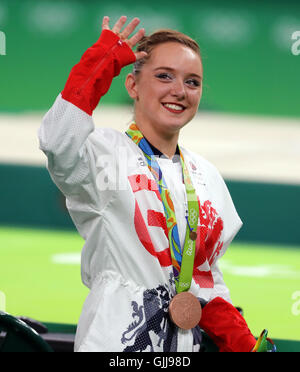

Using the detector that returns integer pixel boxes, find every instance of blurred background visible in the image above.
[0,0,299,342]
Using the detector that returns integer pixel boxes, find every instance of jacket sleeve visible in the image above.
[199,296,257,352]
[61,29,136,115]
[38,30,136,213]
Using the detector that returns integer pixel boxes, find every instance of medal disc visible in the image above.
[189,231,197,241]
[169,292,202,330]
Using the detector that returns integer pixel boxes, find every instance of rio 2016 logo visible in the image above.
[0,31,6,55]
[291,31,300,56]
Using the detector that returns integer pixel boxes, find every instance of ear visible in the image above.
[125,73,138,100]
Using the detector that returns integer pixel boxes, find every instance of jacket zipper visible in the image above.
[75,41,121,97]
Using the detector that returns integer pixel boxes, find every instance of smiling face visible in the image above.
[126,41,203,138]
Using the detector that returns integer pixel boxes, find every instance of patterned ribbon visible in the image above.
[126,123,199,293]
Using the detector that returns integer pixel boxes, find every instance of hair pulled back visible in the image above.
[133,29,201,76]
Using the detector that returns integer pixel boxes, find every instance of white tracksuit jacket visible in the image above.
[38,31,242,352]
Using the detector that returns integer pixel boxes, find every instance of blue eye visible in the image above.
[155,73,172,80]
[186,79,201,87]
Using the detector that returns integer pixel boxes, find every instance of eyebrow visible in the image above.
[153,66,202,80]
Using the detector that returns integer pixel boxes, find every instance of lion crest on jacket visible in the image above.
[121,280,177,352]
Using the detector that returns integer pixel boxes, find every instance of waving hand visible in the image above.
[102,16,147,61]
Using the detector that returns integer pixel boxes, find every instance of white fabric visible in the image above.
[38,94,242,352]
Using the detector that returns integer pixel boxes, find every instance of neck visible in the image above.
[134,122,179,159]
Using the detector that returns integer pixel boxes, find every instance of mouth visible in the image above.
[161,102,186,114]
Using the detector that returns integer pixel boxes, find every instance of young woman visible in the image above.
[39,16,269,352]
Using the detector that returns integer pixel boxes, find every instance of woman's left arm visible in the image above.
[210,261,232,303]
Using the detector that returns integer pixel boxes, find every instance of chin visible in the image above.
[157,122,188,136]
[162,111,195,129]
[163,116,191,131]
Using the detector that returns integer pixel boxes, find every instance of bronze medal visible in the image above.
[189,231,197,241]
[169,292,202,330]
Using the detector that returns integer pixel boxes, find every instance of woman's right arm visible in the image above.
[38,17,145,204]
[61,16,145,115]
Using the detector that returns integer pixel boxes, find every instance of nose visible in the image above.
[170,79,186,100]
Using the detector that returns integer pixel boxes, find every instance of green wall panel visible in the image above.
[0,0,299,117]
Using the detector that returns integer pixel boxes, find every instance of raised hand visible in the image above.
[102,16,147,61]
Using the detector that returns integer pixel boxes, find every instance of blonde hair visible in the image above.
[133,29,201,76]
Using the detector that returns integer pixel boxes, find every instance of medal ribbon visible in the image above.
[126,123,199,293]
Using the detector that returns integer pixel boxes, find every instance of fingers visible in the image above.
[101,15,146,60]
[112,15,127,34]
[135,51,148,61]
[104,16,143,41]
[121,17,140,40]
[102,16,110,30]
[127,27,145,48]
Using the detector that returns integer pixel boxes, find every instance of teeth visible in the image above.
[163,103,184,111]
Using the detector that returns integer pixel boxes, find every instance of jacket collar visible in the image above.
[143,136,180,163]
